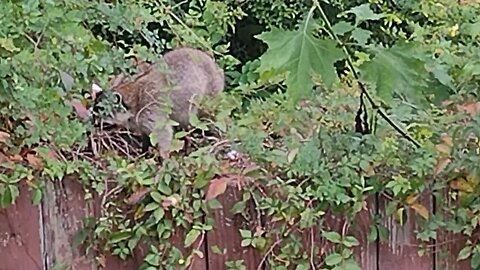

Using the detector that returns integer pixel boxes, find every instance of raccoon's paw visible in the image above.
[150,125,174,159]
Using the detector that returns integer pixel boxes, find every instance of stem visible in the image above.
[313,0,421,148]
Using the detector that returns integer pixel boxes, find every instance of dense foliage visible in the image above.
[1,0,480,269]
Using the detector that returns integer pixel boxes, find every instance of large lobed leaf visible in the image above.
[359,43,443,107]
[255,16,345,104]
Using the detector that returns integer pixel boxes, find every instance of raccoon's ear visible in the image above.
[91,83,103,100]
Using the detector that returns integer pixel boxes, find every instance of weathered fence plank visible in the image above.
[306,197,377,270]
[435,193,472,270]
[378,194,434,270]
[170,227,208,270]
[206,187,263,270]
[41,174,96,270]
[435,230,472,270]
[350,197,377,270]
[1,178,476,270]
[0,182,42,270]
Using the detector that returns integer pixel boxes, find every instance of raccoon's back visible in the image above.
[163,47,224,97]
[162,48,225,126]
[113,47,224,131]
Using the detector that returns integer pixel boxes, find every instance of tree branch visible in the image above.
[313,0,421,148]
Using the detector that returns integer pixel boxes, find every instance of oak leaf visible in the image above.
[256,14,345,104]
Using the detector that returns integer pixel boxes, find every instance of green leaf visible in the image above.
[239,229,252,238]
[150,191,162,203]
[343,236,360,247]
[230,200,246,214]
[184,229,201,248]
[461,21,480,38]
[157,182,172,195]
[325,252,342,266]
[72,228,88,248]
[378,225,389,241]
[321,231,342,243]
[331,21,355,36]
[367,226,378,242]
[431,64,454,90]
[240,239,251,247]
[346,4,385,25]
[2,186,12,206]
[8,185,19,202]
[340,260,362,270]
[145,253,160,266]
[458,245,472,261]
[144,202,159,212]
[471,250,480,269]
[0,38,19,52]
[211,245,225,255]
[256,14,345,104]
[153,208,165,222]
[108,231,131,244]
[31,188,43,205]
[207,199,223,209]
[295,264,309,270]
[359,43,430,106]
[59,71,74,91]
[350,28,372,46]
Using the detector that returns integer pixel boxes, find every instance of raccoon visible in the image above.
[93,47,225,157]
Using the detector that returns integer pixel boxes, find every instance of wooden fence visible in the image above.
[0,176,473,270]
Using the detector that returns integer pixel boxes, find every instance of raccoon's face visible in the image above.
[89,84,133,127]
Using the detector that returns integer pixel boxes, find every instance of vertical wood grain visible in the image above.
[378,194,434,270]
[206,187,263,270]
[0,182,42,270]
[41,174,96,270]
[350,197,377,270]
[435,192,472,270]
[303,197,377,270]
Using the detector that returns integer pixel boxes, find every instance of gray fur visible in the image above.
[112,47,225,156]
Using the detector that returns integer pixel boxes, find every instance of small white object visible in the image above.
[227,150,238,160]
[91,83,103,94]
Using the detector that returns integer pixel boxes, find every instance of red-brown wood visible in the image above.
[0,182,42,270]
[206,187,263,270]
[350,197,377,270]
[92,181,146,270]
[3,176,480,270]
[170,227,208,270]
[41,174,97,270]
[435,230,472,270]
[378,194,434,270]
[302,197,377,270]
[435,193,472,270]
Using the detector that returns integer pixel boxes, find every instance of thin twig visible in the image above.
[312,0,421,148]
[257,239,282,270]
[187,232,205,270]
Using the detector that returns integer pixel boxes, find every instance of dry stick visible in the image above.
[256,239,283,270]
[312,0,421,148]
